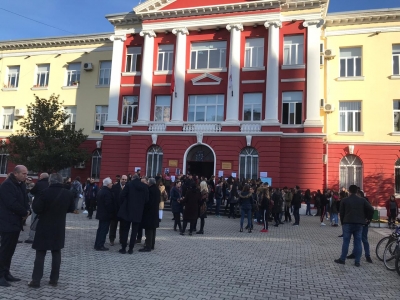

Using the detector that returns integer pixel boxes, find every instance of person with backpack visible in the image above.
[70,176,83,214]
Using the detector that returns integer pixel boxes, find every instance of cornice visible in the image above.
[0,33,112,50]
[281,0,328,12]
[326,8,400,27]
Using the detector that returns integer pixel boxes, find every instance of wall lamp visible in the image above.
[348,145,354,155]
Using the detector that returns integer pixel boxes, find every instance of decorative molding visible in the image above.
[241,80,265,84]
[154,70,172,75]
[151,134,158,145]
[134,0,176,14]
[187,68,227,74]
[241,123,261,132]
[1,88,18,91]
[172,28,189,35]
[245,135,252,147]
[122,72,141,76]
[281,64,306,70]
[325,26,400,36]
[197,132,203,144]
[336,76,365,81]
[0,46,113,58]
[264,20,282,28]
[335,132,365,136]
[303,19,325,28]
[191,73,222,86]
[109,35,127,42]
[153,83,171,86]
[96,141,102,149]
[140,30,157,38]
[281,78,306,82]
[390,75,400,80]
[326,9,400,27]
[121,84,141,87]
[226,24,244,32]
[61,86,79,90]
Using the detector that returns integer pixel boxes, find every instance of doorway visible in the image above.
[185,145,215,179]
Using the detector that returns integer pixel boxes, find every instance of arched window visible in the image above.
[147,146,163,177]
[339,154,363,189]
[395,159,400,194]
[239,147,258,180]
[91,150,101,180]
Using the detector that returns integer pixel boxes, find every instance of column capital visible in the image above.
[303,19,324,28]
[172,28,189,35]
[264,20,282,29]
[109,35,126,42]
[139,30,157,38]
[226,24,243,32]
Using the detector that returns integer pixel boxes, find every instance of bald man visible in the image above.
[0,165,31,287]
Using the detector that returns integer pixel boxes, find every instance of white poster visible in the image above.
[232,172,237,178]
[134,167,141,172]
[218,170,224,177]
[260,172,267,177]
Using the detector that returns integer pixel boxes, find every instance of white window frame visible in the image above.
[339,101,361,132]
[91,150,101,180]
[282,92,302,125]
[1,107,14,130]
[243,93,262,121]
[64,106,76,130]
[35,64,50,87]
[6,66,20,88]
[393,45,400,75]
[94,106,108,131]
[154,96,171,122]
[340,47,362,77]
[339,155,363,190]
[239,147,259,180]
[0,152,8,175]
[190,41,227,70]
[244,38,264,68]
[122,96,139,125]
[188,95,224,122]
[157,45,174,72]
[98,61,111,86]
[283,35,304,66]
[146,146,163,177]
[66,63,81,86]
[126,47,142,73]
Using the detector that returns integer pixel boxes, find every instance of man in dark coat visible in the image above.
[28,173,74,288]
[139,178,160,252]
[109,174,127,246]
[0,165,31,287]
[118,174,149,254]
[292,186,302,226]
[94,177,116,251]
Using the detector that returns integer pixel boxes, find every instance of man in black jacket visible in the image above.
[292,186,302,226]
[0,165,31,287]
[109,174,127,246]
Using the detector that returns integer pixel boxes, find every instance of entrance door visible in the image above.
[186,145,214,179]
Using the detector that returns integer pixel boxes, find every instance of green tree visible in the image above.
[2,94,89,173]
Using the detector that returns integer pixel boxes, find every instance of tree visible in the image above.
[2,94,89,173]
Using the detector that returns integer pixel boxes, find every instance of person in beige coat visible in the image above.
[158,180,168,221]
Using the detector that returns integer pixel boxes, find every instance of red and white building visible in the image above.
[101,0,328,191]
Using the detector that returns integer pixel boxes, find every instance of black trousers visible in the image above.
[137,224,143,241]
[284,207,292,222]
[293,207,300,225]
[0,231,20,278]
[173,213,181,230]
[94,220,110,249]
[120,221,139,249]
[182,220,196,233]
[144,229,156,249]
[195,218,205,232]
[86,198,96,218]
[109,219,120,243]
[32,250,61,284]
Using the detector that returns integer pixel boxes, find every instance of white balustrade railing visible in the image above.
[240,123,261,132]
[148,122,166,132]
[182,123,222,132]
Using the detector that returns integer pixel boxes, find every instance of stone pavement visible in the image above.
[2,210,399,300]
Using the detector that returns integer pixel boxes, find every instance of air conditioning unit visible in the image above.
[14,108,25,117]
[323,103,335,113]
[83,63,93,71]
[324,49,335,57]
[74,162,86,169]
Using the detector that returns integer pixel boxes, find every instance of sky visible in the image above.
[0,0,399,41]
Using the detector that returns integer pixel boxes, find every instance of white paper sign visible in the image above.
[134,167,141,172]
[171,176,176,182]
[218,170,224,177]
[232,172,237,178]
[260,172,267,177]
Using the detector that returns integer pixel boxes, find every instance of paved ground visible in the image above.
[2,207,399,300]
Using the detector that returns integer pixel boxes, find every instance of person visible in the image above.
[283,187,292,223]
[158,180,167,222]
[25,173,49,244]
[0,165,31,287]
[84,178,98,219]
[180,182,201,236]
[227,184,238,219]
[139,178,160,252]
[386,195,399,229]
[164,172,172,197]
[196,181,208,234]
[28,173,75,288]
[330,192,339,226]
[109,175,127,246]
[118,174,149,254]
[70,176,83,214]
[207,176,215,214]
[259,185,270,233]
[214,180,223,217]
[94,177,115,251]
[238,185,253,233]
[320,191,328,226]
[334,185,374,267]
[292,186,302,226]
[304,189,312,216]
[170,181,183,232]
[272,188,282,227]
[63,177,72,190]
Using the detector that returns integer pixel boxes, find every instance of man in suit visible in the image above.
[334,185,374,267]
[109,175,127,246]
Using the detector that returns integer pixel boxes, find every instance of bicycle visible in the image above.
[375,225,400,261]
[396,247,400,276]
[383,234,400,271]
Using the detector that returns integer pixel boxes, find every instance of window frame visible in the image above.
[64,106,76,131]
[244,38,264,68]
[188,95,224,122]
[339,101,361,132]
[339,154,363,190]
[395,159,400,194]
[283,35,304,66]
[154,96,171,122]
[239,147,259,180]
[94,105,108,131]
[157,45,174,72]
[126,47,142,73]
[243,93,262,121]
[190,41,227,70]
[146,146,163,177]
[7,66,20,88]
[98,61,112,86]
[282,92,303,125]
[0,152,8,175]
[393,45,400,75]
[66,63,81,86]
[1,107,14,130]
[339,47,362,77]
[393,100,400,132]
[35,64,50,87]
[91,149,102,180]
[121,96,139,125]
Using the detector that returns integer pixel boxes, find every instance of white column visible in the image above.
[171,28,189,123]
[225,24,243,123]
[264,21,281,125]
[104,34,126,127]
[137,30,156,123]
[303,19,324,127]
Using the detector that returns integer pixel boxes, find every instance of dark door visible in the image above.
[187,161,214,179]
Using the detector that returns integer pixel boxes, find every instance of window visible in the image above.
[58,168,71,179]
[64,106,76,130]
[190,41,227,70]
[154,96,170,122]
[340,47,361,77]
[320,43,324,66]
[0,151,8,175]
[1,107,14,130]
[243,93,262,121]
[394,101,400,132]
[7,66,20,88]
[122,96,139,125]
[157,45,173,71]
[283,35,304,65]
[146,146,163,177]
[244,38,264,68]
[36,64,50,87]
[99,61,111,85]
[66,63,81,86]
[340,155,362,189]
[94,106,108,131]
[91,150,101,180]
[339,101,361,132]
[395,159,400,194]
[239,147,258,180]
[282,92,302,125]
[393,45,400,75]
[126,47,142,72]
[188,95,224,122]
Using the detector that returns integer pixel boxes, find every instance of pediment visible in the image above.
[134,0,177,14]
[191,73,222,86]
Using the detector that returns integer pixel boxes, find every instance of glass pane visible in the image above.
[136,54,142,71]
[243,106,252,121]
[355,112,361,131]
[155,106,163,122]
[197,51,208,69]
[355,58,361,76]
[163,53,169,71]
[253,105,261,121]
[156,96,170,106]
[157,154,163,176]
[240,156,246,179]
[290,45,297,65]
[348,112,353,131]
[197,96,207,105]
[282,103,288,124]
[283,47,290,65]
[340,59,346,77]
[146,153,153,177]
[393,100,400,110]
[257,47,264,67]
[157,53,163,71]
[190,51,196,69]
[163,107,170,122]
[340,47,361,58]
[216,105,224,121]
[295,103,302,124]
[347,58,354,76]
[245,49,251,67]
[209,49,220,68]
[196,106,205,121]
[297,45,304,64]
[188,105,195,121]
[340,112,346,131]
[394,112,400,131]
[252,156,258,180]
[207,95,217,104]
[220,49,226,68]
[206,106,216,121]
[393,56,399,74]
[289,103,295,124]
[167,52,173,70]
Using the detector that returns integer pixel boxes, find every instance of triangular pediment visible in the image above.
[191,73,222,86]
[134,0,177,14]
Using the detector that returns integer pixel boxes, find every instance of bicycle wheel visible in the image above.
[383,240,399,271]
[376,236,391,261]
[396,252,400,276]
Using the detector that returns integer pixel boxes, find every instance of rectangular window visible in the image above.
[64,106,76,130]
[283,35,304,65]
[7,66,20,88]
[36,64,50,87]
[188,95,224,122]
[340,47,362,77]
[339,101,361,132]
[0,153,7,175]
[282,92,302,125]
[244,38,264,68]
[157,45,174,71]
[243,93,262,121]
[126,47,142,72]
[393,45,400,75]
[190,41,227,70]
[122,96,139,125]
[154,96,171,122]
[66,63,81,86]
[94,105,108,131]
[393,100,400,132]
[1,107,14,130]
[320,43,324,66]
[99,61,112,85]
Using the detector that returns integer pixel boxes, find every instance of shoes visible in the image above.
[245,226,249,230]
[338,234,343,237]
[49,281,58,287]
[5,274,21,282]
[355,262,360,267]
[135,239,141,244]
[174,228,177,231]
[366,256,373,263]
[321,222,326,226]
[0,277,11,287]
[95,246,109,251]
[24,239,33,244]
[248,229,252,233]
[110,241,115,246]
[273,224,279,227]
[292,223,299,226]
[128,248,134,254]
[17,240,23,243]
[189,232,192,236]
[260,229,268,233]
[240,228,243,232]
[88,216,92,220]
[196,231,204,234]
[119,248,126,254]
[138,247,151,252]
[346,254,355,259]
[279,222,284,225]
[28,281,40,288]
[334,259,345,265]
[180,232,184,235]
[326,217,329,220]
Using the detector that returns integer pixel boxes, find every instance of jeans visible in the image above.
[229,203,237,217]
[340,223,363,263]
[331,213,338,225]
[94,220,111,249]
[120,221,139,249]
[356,225,370,257]
[240,207,252,229]
[215,198,222,216]
[73,197,79,211]
[293,207,300,225]
[306,203,311,215]
[0,231,20,278]
[32,250,61,284]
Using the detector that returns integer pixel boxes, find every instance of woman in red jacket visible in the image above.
[386,195,399,229]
